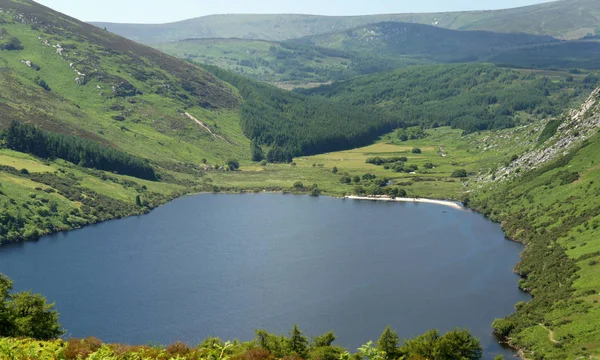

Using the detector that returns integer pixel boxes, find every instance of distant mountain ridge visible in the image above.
[290,21,559,63]
[91,0,600,43]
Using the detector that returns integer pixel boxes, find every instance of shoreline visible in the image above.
[345,195,463,210]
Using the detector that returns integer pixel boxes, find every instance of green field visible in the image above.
[207,125,540,199]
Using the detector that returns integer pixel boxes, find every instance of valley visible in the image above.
[1,0,600,359]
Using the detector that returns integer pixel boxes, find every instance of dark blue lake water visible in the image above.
[0,194,528,358]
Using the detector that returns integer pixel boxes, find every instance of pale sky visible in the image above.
[35,0,556,24]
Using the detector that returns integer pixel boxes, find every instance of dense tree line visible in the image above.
[203,65,399,162]
[1,121,156,180]
[254,325,482,360]
[300,64,598,134]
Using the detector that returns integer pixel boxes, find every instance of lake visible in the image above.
[0,194,528,358]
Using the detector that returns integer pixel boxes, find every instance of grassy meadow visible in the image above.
[208,125,541,199]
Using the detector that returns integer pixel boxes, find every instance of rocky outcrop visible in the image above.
[484,87,600,182]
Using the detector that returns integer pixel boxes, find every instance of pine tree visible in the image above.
[289,324,308,357]
[377,326,399,360]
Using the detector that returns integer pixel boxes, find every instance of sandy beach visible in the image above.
[345,195,463,210]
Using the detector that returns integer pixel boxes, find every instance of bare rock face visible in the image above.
[485,87,600,182]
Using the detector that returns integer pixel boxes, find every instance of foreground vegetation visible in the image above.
[0,327,484,360]
[0,273,485,359]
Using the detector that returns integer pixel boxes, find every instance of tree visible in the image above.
[399,329,440,360]
[377,326,399,360]
[353,175,361,184]
[0,275,12,336]
[424,162,435,169]
[412,148,422,154]
[358,341,386,360]
[135,195,142,207]
[0,274,63,340]
[363,174,376,181]
[251,141,264,162]
[313,331,336,347]
[227,159,240,171]
[452,169,468,178]
[332,167,338,174]
[354,186,365,196]
[8,292,63,340]
[293,181,304,189]
[435,329,482,360]
[289,325,308,357]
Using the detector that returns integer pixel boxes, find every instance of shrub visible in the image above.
[293,181,304,189]
[233,349,274,360]
[340,176,351,184]
[64,337,103,360]
[34,76,51,91]
[412,148,422,154]
[492,318,515,337]
[227,159,240,171]
[165,342,191,357]
[452,169,468,178]
[1,37,24,51]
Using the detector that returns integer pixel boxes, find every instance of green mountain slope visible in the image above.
[299,64,599,133]
[154,38,427,86]
[0,0,248,166]
[91,0,600,44]
[468,88,600,359]
[0,0,402,242]
[0,0,254,243]
[291,21,558,63]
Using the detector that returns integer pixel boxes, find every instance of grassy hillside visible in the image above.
[0,0,249,166]
[468,89,600,359]
[300,64,598,133]
[0,0,253,243]
[155,38,426,86]
[92,0,600,44]
[292,21,558,63]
